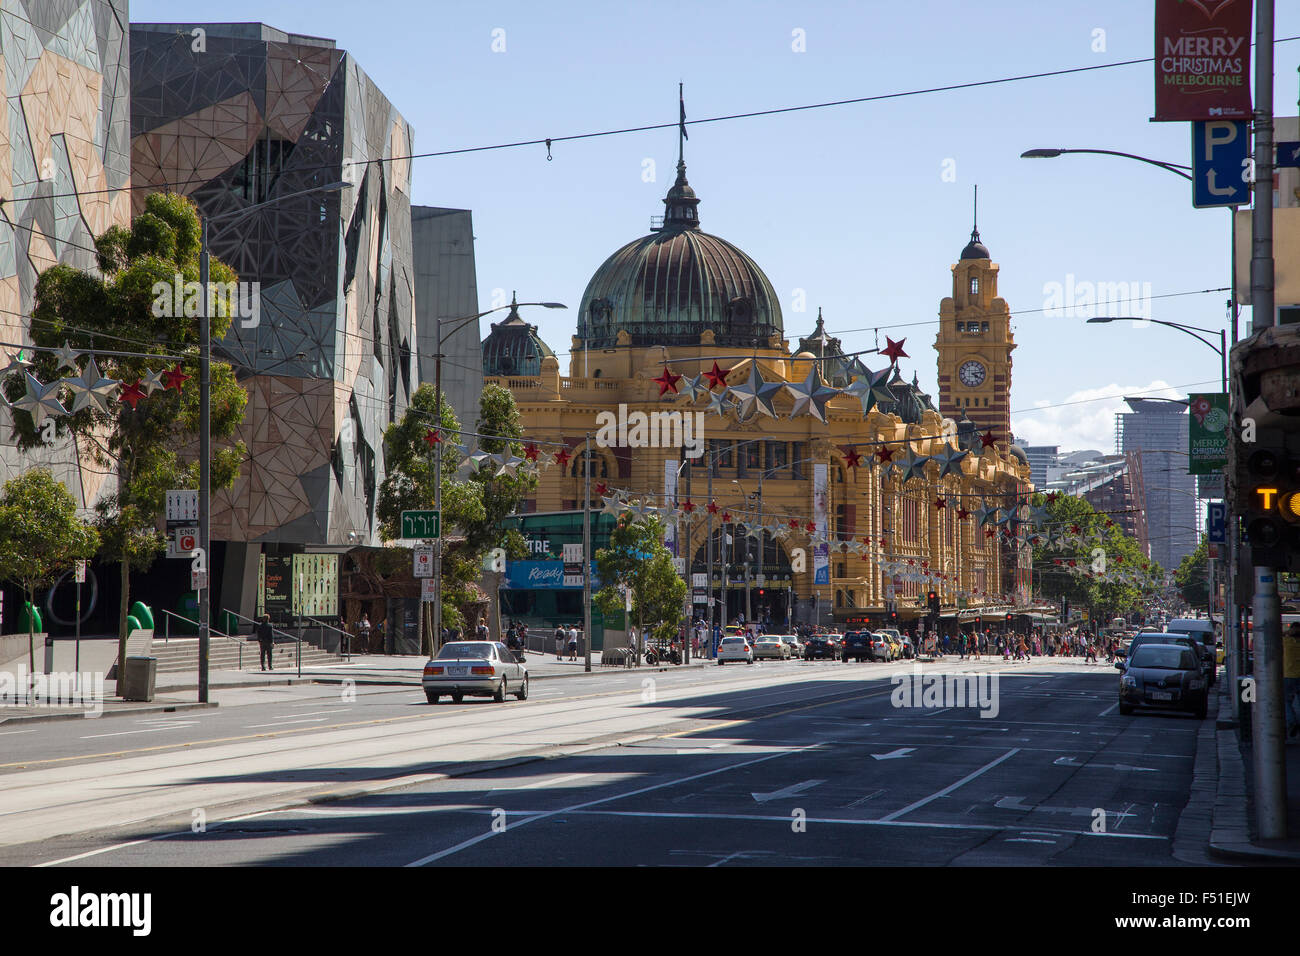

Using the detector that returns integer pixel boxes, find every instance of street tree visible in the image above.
[9,193,248,668]
[1175,537,1210,610]
[0,470,98,676]
[594,513,687,657]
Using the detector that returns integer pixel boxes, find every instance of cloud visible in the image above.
[1012,380,1184,452]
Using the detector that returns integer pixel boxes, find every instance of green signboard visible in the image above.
[1188,393,1229,475]
[401,510,441,538]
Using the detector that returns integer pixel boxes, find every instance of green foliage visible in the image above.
[0,470,98,671]
[1175,537,1210,608]
[11,193,248,656]
[594,514,687,637]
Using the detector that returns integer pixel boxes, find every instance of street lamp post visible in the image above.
[1086,316,1226,393]
[197,180,351,703]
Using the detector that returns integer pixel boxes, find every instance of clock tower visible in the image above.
[935,199,1015,440]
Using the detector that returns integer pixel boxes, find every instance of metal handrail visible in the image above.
[159,608,245,669]
[302,616,352,661]
[227,610,304,677]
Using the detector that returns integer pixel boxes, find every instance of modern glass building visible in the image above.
[1117,398,1196,571]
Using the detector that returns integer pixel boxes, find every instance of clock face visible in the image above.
[959,360,986,387]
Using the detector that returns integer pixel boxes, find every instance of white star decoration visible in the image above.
[63,357,120,414]
[11,372,67,427]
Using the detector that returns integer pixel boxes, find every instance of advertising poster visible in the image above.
[1188,393,1230,474]
[813,463,829,586]
[1154,0,1252,121]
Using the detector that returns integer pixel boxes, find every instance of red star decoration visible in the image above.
[523,443,540,461]
[879,538,888,547]
[933,497,946,511]
[877,444,895,463]
[979,430,998,448]
[554,447,572,467]
[1053,559,1062,566]
[162,364,190,391]
[1105,519,1115,528]
[424,429,441,447]
[594,482,608,497]
[789,519,800,529]
[1068,560,1077,568]
[956,507,970,520]
[707,501,719,514]
[843,448,863,469]
[703,361,732,390]
[1115,556,1124,564]
[879,336,908,363]
[681,499,695,513]
[861,536,872,546]
[1069,524,1081,535]
[907,559,915,566]
[1045,492,1059,504]
[118,380,145,409]
[984,528,996,538]
[805,521,816,532]
[653,368,682,396]
[921,561,929,570]
[722,512,732,523]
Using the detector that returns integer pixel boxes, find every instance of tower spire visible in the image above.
[971,184,980,242]
[662,85,700,231]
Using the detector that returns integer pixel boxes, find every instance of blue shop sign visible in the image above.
[503,560,600,590]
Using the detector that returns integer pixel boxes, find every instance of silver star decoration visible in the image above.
[727,365,782,420]
[600,495,624,518]
[931,444,968,478]
[899,453,931,484]
[784,366,839,423]
[468,451,493,470]
[140,367,167,396]
[63,357,120,414]
[11,372,67,427]
[706,389,733,418]
[0,349,32,379]
[766,522,787,540]
[841,366,896,417]
[677,373,708,404]
[976,503,1000,527]
[51,340,82,373]
[745,523,763,539]
[1028,504,1050,529]
[493,453,523,477]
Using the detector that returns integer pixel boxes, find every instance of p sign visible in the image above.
[1192,121,1249,208]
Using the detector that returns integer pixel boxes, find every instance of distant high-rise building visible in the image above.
[1047,452,1148,556]
[1116,398,1196,571]
[1014,437,1058,490]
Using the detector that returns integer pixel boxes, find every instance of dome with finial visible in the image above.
[482,292,555,377]
[576,117,782,351]
[960,184,989,260]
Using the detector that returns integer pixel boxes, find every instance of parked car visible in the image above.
[1163,618,1219,685]
[422,641,528,704]
[878,627,911,659]
[753,635,791,660]
[1117,643,1208,718]
[841,631,874,662]
[717,636,754,664]
[866,632,892,662]
[1121,632,1212,683]
[803,633,841,660]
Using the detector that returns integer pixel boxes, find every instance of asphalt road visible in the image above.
[0,657,1216,866]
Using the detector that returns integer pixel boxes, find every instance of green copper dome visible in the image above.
[577,160,783,350]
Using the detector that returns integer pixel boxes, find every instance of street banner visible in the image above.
[1188,393,1230,474]
[1154,0,1252,122]
[813,463,829,586]
[663,459,678,554]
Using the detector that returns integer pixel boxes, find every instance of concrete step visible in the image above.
[148,638,338,673]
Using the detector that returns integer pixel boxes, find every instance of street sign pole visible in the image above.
[583,431,592,673]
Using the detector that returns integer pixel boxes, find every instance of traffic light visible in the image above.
[974,616,981,626]
[1005,612,1013,624]
[889,610,898,624]
[1238,444,1300,566]
[927,590,940,614]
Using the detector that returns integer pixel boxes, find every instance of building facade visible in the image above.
[1047,451,1149,556]
[130,22,416,620]
[412,205,481,429]
[1117,398,1197,571]
[0,0,131,509]
[486,149,1031,630]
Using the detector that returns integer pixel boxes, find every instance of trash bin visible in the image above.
[120,656,157,701]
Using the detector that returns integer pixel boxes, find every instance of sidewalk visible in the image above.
[1206,679,1300,862]
[0,650,709,723]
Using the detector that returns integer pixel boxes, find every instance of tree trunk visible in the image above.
[117,557,130,692]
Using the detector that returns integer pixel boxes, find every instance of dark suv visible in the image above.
[841,631,873,663]
[803,634,840,660]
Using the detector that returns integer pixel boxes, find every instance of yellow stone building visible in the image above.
[484,153,1032,630]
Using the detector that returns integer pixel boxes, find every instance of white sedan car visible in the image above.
[752,635,791,660]
[776,634,804,658]
[422,641,528,703]
[717,636,754,665]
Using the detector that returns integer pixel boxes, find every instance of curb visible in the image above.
[0,700,219,725]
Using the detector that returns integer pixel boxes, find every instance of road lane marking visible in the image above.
[1098,703,1118,717]
[404,743,821,866]
[878,748,1021,822]
[280,710,351,719]
[245,718,328,728]
[751,779,824,803]
[493,773,593,791]
[1053,756,1158,772]
[0,729,38,736]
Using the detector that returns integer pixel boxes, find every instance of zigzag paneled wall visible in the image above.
[130,22,415,546]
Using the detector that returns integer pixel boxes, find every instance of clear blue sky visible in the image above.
[134,0,1300,452]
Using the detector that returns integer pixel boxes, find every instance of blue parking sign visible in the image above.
[1207,501,1226,543]
[1192,121,1250,208]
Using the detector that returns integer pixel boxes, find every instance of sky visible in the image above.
[135,0,1300,454]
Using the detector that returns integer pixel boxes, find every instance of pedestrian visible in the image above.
[567,623,579,661]
[476,618,489,641]
[554,623,565,658]
[257,613,275,670]
[357,613,370,655]
[1284,623,1300,741]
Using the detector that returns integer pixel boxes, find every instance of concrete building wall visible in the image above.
[1117,399,1196,571]
[412,206,481,431]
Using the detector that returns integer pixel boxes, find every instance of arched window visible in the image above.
[969,276,979,296]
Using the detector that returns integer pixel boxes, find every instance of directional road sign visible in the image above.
[1192,120,1250,208]
[1207,501,1226,544]
[400,510,440,539]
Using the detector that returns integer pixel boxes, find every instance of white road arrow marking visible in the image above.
[751,779,824,803]
[1053,756,1157,772]
[995,796,1137,820]
[871,747,916,761]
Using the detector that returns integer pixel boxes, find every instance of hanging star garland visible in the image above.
[553,446,572,468]
[703,361,732,390]
[162,363,190,391]
[424,429,441,447]
[728,364,782,419]
[653,368,682,396]
[677,373,708,403]
[118,379,146,410]
[879,336,908,364]
[11,372,67,426]
[63,357,119,414]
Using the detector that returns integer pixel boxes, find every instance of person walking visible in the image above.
[257,614,275,671]
[476,618,490,641]
[567,623,579,661]
[554,623,566,659]
[357,613,370,655]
